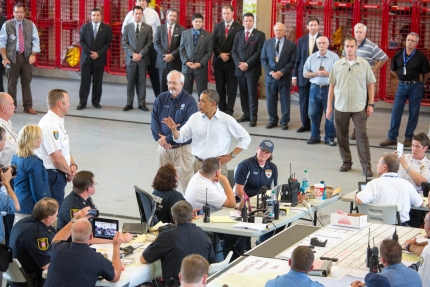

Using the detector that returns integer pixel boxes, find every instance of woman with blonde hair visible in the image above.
[12,124,50,214]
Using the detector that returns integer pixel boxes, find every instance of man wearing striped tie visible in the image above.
[0,3,40,115]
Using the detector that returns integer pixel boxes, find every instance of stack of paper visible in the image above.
[232,222,268,231]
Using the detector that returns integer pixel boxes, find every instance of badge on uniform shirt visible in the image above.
[265,169,272,178]
[37,238,49,250]
[181,104,185,110]
[53,130,59,140]
[70,208,79,218]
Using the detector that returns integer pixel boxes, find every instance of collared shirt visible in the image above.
[0,192,15,242]
[57,191,96,230]
[122,7,161,35]
[235,155,278,197]
[0,19,41,52]
[381,263,422,287]
[356,172,423,222]
[275,37,284,55]
[35,110,71,169]
[192,29,201,37]
[92,21,100,33]
[303,50,340,85]
[419,241,430,287]
[134,21,142,31]
[265,270,323,287]
[398,154,430,191]
[175,108,251,159]
[356,38,387,68]
[245,28,254,37]
[185,172,227,213]
[151,90,197,145]
[328,56,376,112]
[0,117,17,166]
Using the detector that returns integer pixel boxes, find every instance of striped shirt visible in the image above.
[342,38,387,68]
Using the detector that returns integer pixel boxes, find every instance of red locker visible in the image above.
[57,0,81,71]
[416,0,430,105]
[328,2,354,57]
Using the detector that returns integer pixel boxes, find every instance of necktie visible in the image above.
[168,25,172,52]
[245,31,250,42]
[276,40,280,54]
[193,32,199,50]
[225,24,230,38]
[18,24,24,53]
[136,24,140,38]
[93,24,97,39]
[309,37,315,56]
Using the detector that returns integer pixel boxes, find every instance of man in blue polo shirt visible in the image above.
[151,70,197,193]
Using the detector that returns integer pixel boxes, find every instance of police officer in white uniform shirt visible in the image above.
[35,89,77,206]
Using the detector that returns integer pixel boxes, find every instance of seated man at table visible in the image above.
[351,273,392,287]
[141,200,215,285]
[351,239,421,287]
[403,211,430,286]
[185,157,236,212]
[265,246,323,287]
[179,254,209,287]
[44,216,124,286]
[355,152,423,225]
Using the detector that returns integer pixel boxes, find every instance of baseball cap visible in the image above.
[365,273,391,287]
[259,140,274,153]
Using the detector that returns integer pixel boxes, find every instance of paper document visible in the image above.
[229,210,241,218]
[232,222,268,231]
[210,216,236,223]
[397,142,404,157]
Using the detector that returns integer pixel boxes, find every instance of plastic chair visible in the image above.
[357,204,401,225]
[2,258,34,287]
[134,185,158,232]
[227,169,235,188]
[208,251,233,275]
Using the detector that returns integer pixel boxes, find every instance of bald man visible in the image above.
[44,215,125,286]
[261,22,296,130]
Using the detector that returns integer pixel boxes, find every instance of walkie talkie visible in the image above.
[392,226,398,242]
[366,228,372,268]
[369,238,379,273]
[203,188,210,223]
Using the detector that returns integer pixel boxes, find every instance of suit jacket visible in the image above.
[179,29,213,75]
[80,22,113,67]
[292,33,321,86]
[261,37,296,86]
[0,16,5,63]
[122,22,153,66]
[212,21,243,69]
[231,29,266,78]
[153,23,185,70]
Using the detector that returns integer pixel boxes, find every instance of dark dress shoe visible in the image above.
[76,104,86,110]
[380,138,397,147]
[296,126,310,133]
[122,105,133,111]
[138,105,149,111]
[325,139,337,146]
[306,138,321,144]
[237,115,250,122]
[265,122,277,129]
[350,130,356,140]
[93,104,101,109]
[281,124,289,130]
[363,169,373,177]
[339,161,353,172]
[249,121,256,127]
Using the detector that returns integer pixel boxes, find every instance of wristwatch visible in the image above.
[230,152,237,158]
[368,104,375,107]
[71,217,77,223]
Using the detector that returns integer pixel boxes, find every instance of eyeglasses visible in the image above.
[166,81,180,86]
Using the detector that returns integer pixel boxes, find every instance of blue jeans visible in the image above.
[308,84,336,141]
[388,82,424,140]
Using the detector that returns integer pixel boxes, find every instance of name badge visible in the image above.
[9,34,16,40]
[403,66,407,75]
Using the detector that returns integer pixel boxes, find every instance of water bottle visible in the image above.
[301,170,309,194]
[321,180,327,200]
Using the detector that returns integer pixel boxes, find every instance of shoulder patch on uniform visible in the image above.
[37,238,49,250]
[53,130,59,140]
[265,169,272,178]
[70,208,79,218]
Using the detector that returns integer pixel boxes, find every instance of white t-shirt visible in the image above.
[185,172,226,213]
[357,172,423,222]
[122,7,160,35]
[419,241,430,287]
[35,110,71,169]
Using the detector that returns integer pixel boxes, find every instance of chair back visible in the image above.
[357,204,401,225]
[2,258,34,287]
[208,251,233,275]
[0,243,12,272]
[134,185,158,231]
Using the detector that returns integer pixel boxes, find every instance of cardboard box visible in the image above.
[330,213,368,229]
[309,186,341,199]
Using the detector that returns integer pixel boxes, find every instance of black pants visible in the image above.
[215,67,238,115]
[79,64,104,106]
[147,47,160,97]
[238,76,259,121]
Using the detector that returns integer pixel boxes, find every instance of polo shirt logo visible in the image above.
[37,238,49,250]
[70,208,79,218]
[265,169,272,178]
[53,130,59,140]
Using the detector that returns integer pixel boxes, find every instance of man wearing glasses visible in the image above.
[151,70,197,193]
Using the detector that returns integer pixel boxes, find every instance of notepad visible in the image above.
[210,216,236,223]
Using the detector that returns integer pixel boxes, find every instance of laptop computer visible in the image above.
[122,222,147,234]
[358,182,367,191]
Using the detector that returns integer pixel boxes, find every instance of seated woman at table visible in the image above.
[152,164,186,223]
[12,124,50,215]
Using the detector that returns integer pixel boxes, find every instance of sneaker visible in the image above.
[404,138,412,147]
[339,162,353,172]
[380,139,397,147]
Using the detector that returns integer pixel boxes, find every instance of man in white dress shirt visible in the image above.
[162,89,251,176]
[0,92,17,169]
[355,152,423,225]
[35,89,78,206]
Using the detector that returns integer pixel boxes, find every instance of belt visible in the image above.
[312,83,329,88]
[170,143,189,149]
[16,51,24,55]
[47,169,59,172]
[400,79,420,84]
[194,156,204,162]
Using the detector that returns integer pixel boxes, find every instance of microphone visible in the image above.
[392,226,398,242]
[203,188,210,223]
[366,228,372,268]
[349,68,351,72]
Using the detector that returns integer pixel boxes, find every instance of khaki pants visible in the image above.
[157,144,194,194]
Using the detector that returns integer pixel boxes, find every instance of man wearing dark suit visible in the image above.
[261,22,296,130]
[231,13,265,127]
[292,17,320,133]
[0,7,5,93]
[77,8,112,110]
[212,4,243,115]
[154,8,185,93]
[122,6,153,112]
[179,13,213,98]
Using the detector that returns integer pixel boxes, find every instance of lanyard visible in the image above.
[403,49,416,75]
[1,123,16,141]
